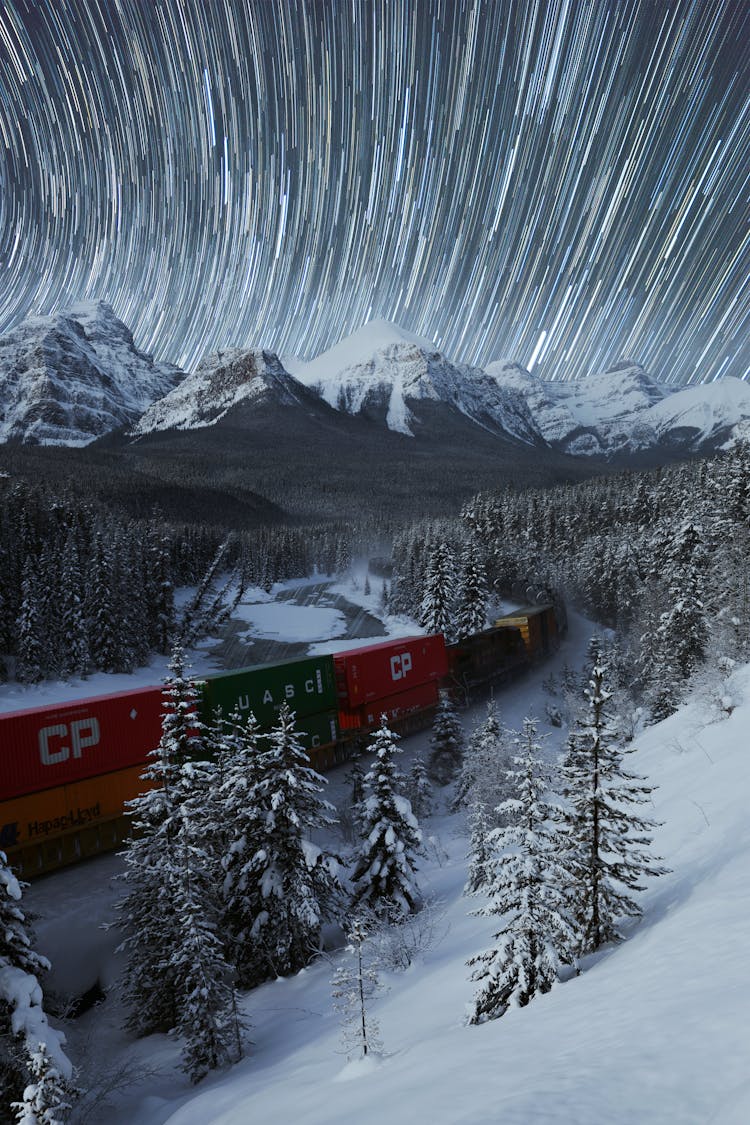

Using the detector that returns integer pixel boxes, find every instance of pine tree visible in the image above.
[117,646,204,1036]
[468,718,577,1023]
[452,699,511,815]
[464,801,494,896]
[248,704,338,979]
[428,691,465,785]
[350,717,422,922]
[15,558,46,683]
[1,852,72,1114]
[419,540,456,638]
[407,757,433,819]
[11,1041,74,1125]
[217,710,269,989]
[57,533,90,680]
[86,531,120,673]
[145,523,175,654]
[172,808,240,1083]
[561,662,669,954]
[331,919,383,1060]
[455,537,489,637]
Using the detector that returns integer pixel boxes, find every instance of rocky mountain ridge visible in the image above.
[0,301,182,445]
[2,306,749,457]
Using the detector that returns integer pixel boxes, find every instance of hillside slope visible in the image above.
[146,659,746,1125]
[27,607,749,1125]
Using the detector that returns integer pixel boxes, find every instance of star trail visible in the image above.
[0,0,747,382]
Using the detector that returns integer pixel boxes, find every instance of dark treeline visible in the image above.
[390,442,750,722]
[0,477,369,684]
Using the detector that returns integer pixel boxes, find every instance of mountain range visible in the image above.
[2,302,749,460]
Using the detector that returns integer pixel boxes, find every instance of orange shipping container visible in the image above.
[0,765,153,853]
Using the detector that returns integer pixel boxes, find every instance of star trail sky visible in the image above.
[0,0,747,382]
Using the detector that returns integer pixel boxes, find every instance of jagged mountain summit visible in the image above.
[133,347,314,434]
[0,301,183,445]
[486,358,750,456]
[287,319,540,442]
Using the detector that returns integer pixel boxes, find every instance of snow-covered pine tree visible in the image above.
[562,661,669,955]
[1,852,73,1115]
[248,703,338,980]
[428,691,465,785]
[407,756,433,819]
[350,717,422,923]
[467,717,577,1023]
[172,807,241,1083]
[452,699,511,816]
[15,558,45,684]
[144,522,175,654]
[464,800,494,896]
[331,918,383,1060]
[117,646,204,1036]
[86,530,120,674]
[217,710,271,989]
[419,540,456,639]
[11,1041,74,1125]
[57,533,90,680]
[454,536,489,637]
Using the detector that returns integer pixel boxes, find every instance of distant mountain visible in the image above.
[486,359,750,456]
[647,377,750,449]
[0,301,183,445]
[134,348,315,434]
[287,320,540,443]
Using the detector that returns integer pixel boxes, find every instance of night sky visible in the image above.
[0,0,747,382]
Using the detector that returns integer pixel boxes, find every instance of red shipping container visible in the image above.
[0,686,164,802]
[334,634,448,708]
[338,680,441,731]
[359,680,440,729]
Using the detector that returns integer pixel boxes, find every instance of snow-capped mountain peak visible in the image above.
[0,300,183,445]
[133,347,308,434]
[290,321,540,441]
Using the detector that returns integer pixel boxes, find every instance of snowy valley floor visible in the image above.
[23,589,750,1125]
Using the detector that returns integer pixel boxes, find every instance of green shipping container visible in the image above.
[198,654,338,730]
[249,709,339,757]
[291,710,339,755]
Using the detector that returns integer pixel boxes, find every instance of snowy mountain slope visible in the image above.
[486,359,670,455]
[486,358,750,456]
[25,597,750,1125]
[137,659,750,1123]
[290,320,541,442]
[0,301,183,445]
[133,348,311,434]
[647,375,750,449]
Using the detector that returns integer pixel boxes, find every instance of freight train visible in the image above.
[0,604,559,878]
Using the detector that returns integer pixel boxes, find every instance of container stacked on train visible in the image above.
[0,686,164,873]
[0,655,342,875]
[196,654,340,770]
[334,634,448,737]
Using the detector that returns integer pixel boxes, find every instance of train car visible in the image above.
[493,604,559,659]
[0,686,163,802]
[0,603,563,878]
[197,654,337,729]
[339,679,441,733]
[447,624,529,700]
[333,634,448,708]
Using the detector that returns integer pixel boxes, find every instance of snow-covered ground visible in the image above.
[0,571,421,713]
[23,596,750,1124]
